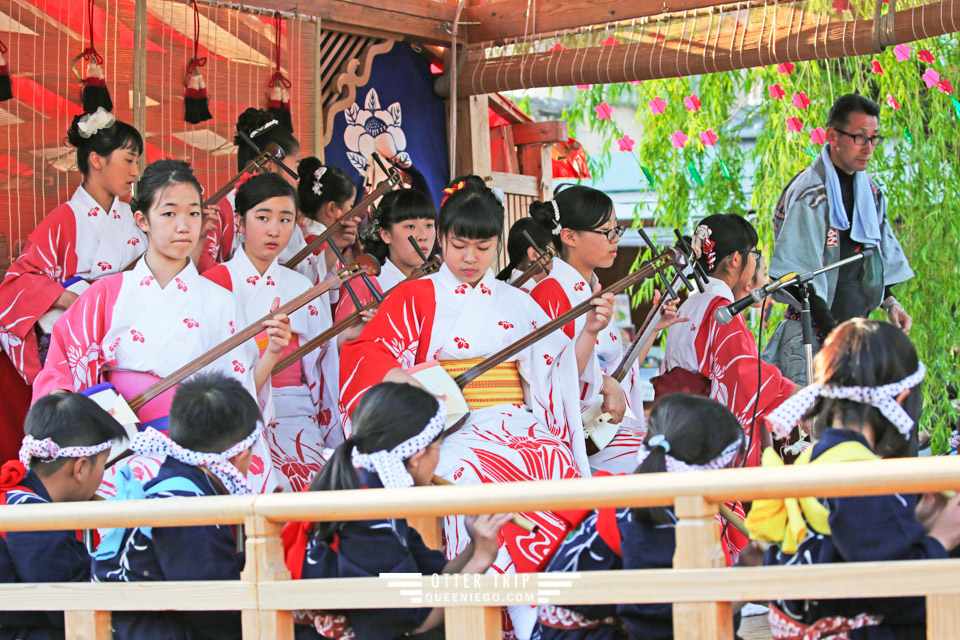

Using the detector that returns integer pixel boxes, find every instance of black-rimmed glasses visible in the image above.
[834,129,885,147]
[583,226,627,242]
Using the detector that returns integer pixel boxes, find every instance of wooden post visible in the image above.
[672,496,734,640]
[518,144,553,201]
[454,95,491,181]
[927,595,960,638]
[241,515,294,640]
[445,606,502,640]
[64,610,111,640]
[409,514,445,551]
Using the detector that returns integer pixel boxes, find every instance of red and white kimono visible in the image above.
[340,265,590,637]
[0,186,145,384]
[531,258,646,473]
[204,249,342,492]
[202,189,239,266]
[31,257,277,494]
[660,277,794,467]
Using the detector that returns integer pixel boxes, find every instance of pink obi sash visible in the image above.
[104,369,176,431]
[256,332,303,388]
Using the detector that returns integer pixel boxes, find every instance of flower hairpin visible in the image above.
[77,107,115,139]
[249,119,279,139]
[550,200,562,235]
[313,167,327,196]
[441,181,466,206]
[692,224,716,269]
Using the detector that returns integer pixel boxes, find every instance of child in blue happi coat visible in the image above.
[749,319,960,640]
[532,393,750,640]
[283,382,512,640]
[93,372,264,640]
[0,393,124,640]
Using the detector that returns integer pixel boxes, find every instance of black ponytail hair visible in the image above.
[438,174,504,241]
[805,319,922,458]
[296,156,356,221]
[235,173,298,220]
[130,159,202,218]
[529,184,614,256]
[66,112,144,176]
[307,382,442,543]
[234,107,299,173]
[496,217,554,281]
[633,394,744,525]
[693,213,759,276]
[363,189,438,264]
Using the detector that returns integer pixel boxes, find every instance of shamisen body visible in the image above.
[339,176,616,639]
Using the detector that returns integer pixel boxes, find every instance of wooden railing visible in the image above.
[3,456,960,639]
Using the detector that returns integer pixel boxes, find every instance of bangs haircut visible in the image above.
[235,172,298,220]
[438,185,504,241]
[130,159,202,217]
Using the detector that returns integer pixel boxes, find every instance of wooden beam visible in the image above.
[511,121,569,146]
[465,0,723,44]
[458,0,960,94]
[490,172,540,198]
[444,607,502,639]
[517,145,553,200]
[454,95,492,180]
[928,595,960,639]
[490,125,520,173]
[64,611,111,640]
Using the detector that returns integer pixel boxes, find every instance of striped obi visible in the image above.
[439,358,524,410]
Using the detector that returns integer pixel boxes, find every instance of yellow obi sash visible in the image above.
[439,358,524,410]
[745,442,879,554]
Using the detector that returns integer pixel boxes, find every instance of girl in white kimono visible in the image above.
[495,216,555,291]
[32,159,291,495]
[296,157,359,281]
[334,188,437,322]
[203,173,342,492]
[529,186,686,473]
[339,176,615,639]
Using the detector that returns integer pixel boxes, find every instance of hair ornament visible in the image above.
[491,187,506,207]
[351,401,446,488]
[76,107,116,139]
[692,224,716,269]
[767,362,926,440]
[249,119,279,139]
[312,166,327,196]
[550,200,562,235]
[19,435,114,470]
[131,426,262,495]
[441,181,466,207]
[636,432,742,473]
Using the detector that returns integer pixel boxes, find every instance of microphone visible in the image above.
[714,278,791,325]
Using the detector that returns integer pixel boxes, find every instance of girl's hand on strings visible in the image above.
[261,297,292,357]
[584,284,615,334]
[464,513,513,565]
[599,375,627,424]
[652,289,689,332]
[332,218,359,251]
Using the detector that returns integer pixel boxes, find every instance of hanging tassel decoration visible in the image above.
[72,0,112,113]
[0,39,13,102]
[184,1,212,124]
[266,12,293,132]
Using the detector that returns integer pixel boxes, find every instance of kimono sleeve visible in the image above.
[0,205,79,342]
[530,279,575,339]
[828,493,947,564]
[769,187,831,303]
[406,524,448,575]
[339,279,435,417]
[32,277,120,400]
[877,195,914,287]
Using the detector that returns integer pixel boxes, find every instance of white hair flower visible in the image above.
[77,108,116,139]
[312,166,327,196]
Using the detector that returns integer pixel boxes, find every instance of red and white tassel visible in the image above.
[81,57,113,114]
[184,64,212,124]
[267,77,292,132]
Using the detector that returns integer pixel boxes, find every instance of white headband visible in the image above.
[19,435,114,469]
[636,433,742,473]
[249,119,279,138]
[767,362,926,440]
[351,402,446,488]
[312,166,327,196]
[550,200,562,235]
[131,426,262,496]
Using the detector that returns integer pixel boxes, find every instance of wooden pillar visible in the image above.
[672,496,734,640]
[64,611,111,640]
[927,595,960,638]
[518,144,553,201]
[445,605,502,640]
[409,514,444,551]
[454,95,491,181]
[240,515,294,640]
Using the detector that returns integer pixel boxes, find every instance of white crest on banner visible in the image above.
[343,88,412,176]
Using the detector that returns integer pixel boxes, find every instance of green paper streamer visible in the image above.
[903,126,914,145]
[719,159,732,181]
[952,96,960,120]
[641,166,655,188]
[687,162,704,186]
[806,145,818,159]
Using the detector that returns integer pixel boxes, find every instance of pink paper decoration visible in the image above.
[832,0,850,11]
[923,68,942,88]
[629,80,643,85]
[550,43,568,52]
[793,92,811,110]
[768,83,786,100]
[918,50,935,63]
[617,135,635,152]
[872,61,884,75]
[939,79,954,94]
[648,97,667,114]
[577,85,592,90]
[670,130,688,148]
[684,94,702,111]
[894,44,912,61]
[601,36,620,46]
[777,62,795,75]
[809,127,827,145]
[786,117,804,132]
[700,129,719,146]
[886,94,900,110]
[594,102,613,119]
